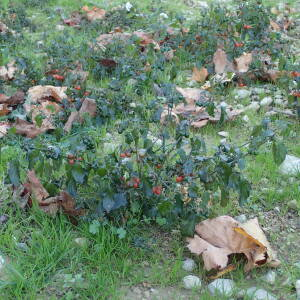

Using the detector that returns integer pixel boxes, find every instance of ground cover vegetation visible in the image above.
[0,0,299,299]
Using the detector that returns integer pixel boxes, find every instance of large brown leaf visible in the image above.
[234,53,252,73]
[192,67,209,82]
[187,216,280,273]
[0,61,17,81]
[27,85,68,103]
[64,98,97,132]
[13,118,48,138]
[213,49,233,74]
[82,6,106,22]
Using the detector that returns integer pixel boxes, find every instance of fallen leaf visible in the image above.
[64,98,97,132]
[234,53,252,73]
[82,6,106,22]
[213,49,233,74]
[24,170,49,203]
[23,171,85,217]
[0,61,17,80]
[192,67,209,82]
[270,20,280,31]
[13,118,48,138]
[0,91,25,107]
[27,85,68,103]
[0,122,10,137]
[63,11,82,27]
[0,22,9,34]
[100,59,117,68]
[0,104,11,116]
[187,216,279,273]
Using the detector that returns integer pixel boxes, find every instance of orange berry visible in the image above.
[52,74,65,81]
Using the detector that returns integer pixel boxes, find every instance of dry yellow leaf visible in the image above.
[192,67,208,82]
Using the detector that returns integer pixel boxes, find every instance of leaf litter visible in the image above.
[187,216,280,276]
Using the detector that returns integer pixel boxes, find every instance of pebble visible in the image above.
[208,279,235,296]
[234,89,251,99]
[16,242,28,252]
[260,97,273,107]
[220,101,228,108]
[242,115,250,122]
[288,200,298,211]
[274,206,280,213]
[279,155,300,175]
[246,287,277,300]
[246,101,260,111]
[235,214,247,223]
[218,131,229,138]
[262,270,276,285]
[252,87,266,95]
[274,98,284,106]
[56,25,65,31]
[296,280,300,299]
[74,238,88,247]
[183,275,201,289]
[0,215,8,224]
[182,258,196,272]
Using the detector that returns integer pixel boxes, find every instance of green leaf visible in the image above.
[71,165,86,184]
[272,141,287,165]
[8,160,20,187]
[89,220,100,234]
[220,187,229,207]
[158,201,172,215]
[238,178,251,206]
[102,196,115,213]
[116,227,126,239]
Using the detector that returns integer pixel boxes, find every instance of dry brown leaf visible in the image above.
[0,122,10,137]
[213,49,233,74]
[27,85,68,103]
[83,6,106,22]
[234,53,253,73]
[13,118,47,138]
[176,87,207,104]
[0,22,9,34]
[96,31,160,50]
[270,20,280,31]
[192,67,208,82]
[0,61,17,81]
[24,170,49,203]
[0,104,11,116]
[187,216,279,273]
[63,11,82,27]
[64,98,97,132]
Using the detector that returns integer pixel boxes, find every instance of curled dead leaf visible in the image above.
[187,216,279,274]
[27,85,68,103]
[234,53,252,73]
[13,118,48,138]
[192,67,209,82]
[0,61,17,81]
[213,49,233,74]
[64,98,97,132]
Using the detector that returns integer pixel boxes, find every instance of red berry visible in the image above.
[120,153,127,158]
[156,164,162,169]
[133,177,140,184]
[133,183,139,188]
[125,152,131,158]
[234,42,244,47]
[68,159,75,165]
[74,85,81,90]
[152,186,162,195]
[291,71,300,78]
[243,25,252,29]
[238,83,246,87]
[52,74,65,81]
[176,176,184,183]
